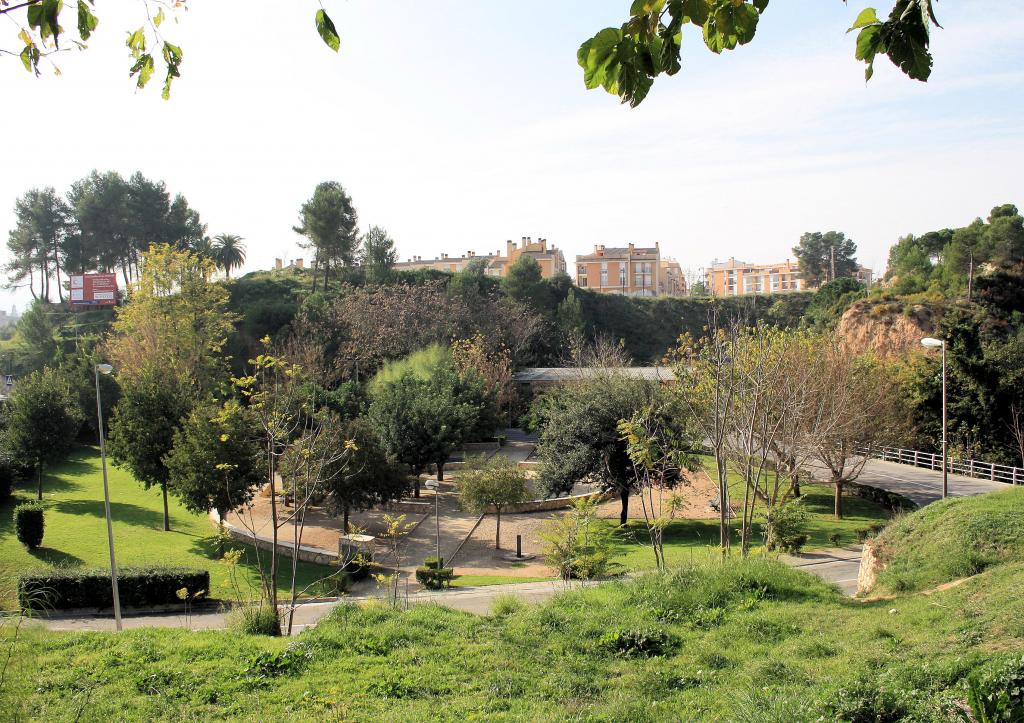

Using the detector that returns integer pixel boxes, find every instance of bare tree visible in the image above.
[807,340,908,518]
[723,326,794,556]
[1006,402,1024,470]
[618,400,698,569]
[670,310,741,554]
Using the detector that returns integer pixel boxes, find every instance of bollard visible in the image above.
[516,534,522,558]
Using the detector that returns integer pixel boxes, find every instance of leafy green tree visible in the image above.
[579,1,941,107]
[213,234,247,279]
[534,373,659,526]
[793,231,859,287]
[457,454,530,549]
[502,255,548,309]
[358,226,397,285]
[369,358,493,496]
[322,417,410,532]
[556,289,586,338]
[108,244,237,396]
[3,187,70,302]
[293,182,359,292]
[108,364,195,531]
[3,368,84,500]
[165,399,264,553]
[14,301,59,374]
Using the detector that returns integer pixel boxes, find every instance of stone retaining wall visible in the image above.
[488,490,612,514]
[846,480,919,513]
[209,510,341,566]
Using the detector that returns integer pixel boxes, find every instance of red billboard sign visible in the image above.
[70,273,118,306]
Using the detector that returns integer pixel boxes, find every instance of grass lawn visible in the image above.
[0,447,338,609]
[608,456,892,572]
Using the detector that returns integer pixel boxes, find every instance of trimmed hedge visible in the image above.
[13,502,44,549]
[18,566,210,612]
[415,566,454,590]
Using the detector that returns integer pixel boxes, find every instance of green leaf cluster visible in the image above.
[578,0,769,107]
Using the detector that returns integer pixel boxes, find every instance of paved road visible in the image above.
[784,457,1010,594]
[780,546,864,595]
[840,458,1009,508]
[38,579,589,634]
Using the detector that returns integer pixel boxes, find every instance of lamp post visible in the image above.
[921,338,947,498]
[424,479,440,564]
[95,363,122,630]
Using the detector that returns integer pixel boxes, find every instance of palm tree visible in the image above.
[212,233,246,279]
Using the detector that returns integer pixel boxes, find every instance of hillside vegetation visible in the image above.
[870,486,1024,594]
[4,497,1024,721]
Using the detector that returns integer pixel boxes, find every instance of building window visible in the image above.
[600,262,608,287]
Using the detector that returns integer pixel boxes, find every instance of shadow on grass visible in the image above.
[28,546,85,567]
[51,499,167,529]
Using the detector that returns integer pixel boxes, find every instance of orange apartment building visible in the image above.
[392,237,567,279]
[659,258,687,296]
[704,257,874,296]
[575,243,663,297]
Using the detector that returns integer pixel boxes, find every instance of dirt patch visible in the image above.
[596,467,731,521]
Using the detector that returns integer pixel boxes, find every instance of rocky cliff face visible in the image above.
[836,300,938,358]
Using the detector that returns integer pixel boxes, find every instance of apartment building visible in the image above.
[659,258,687,296]
[575,243,661,297]
[705,258,805,296]
[392,237,567,279]
[705,257,874,296]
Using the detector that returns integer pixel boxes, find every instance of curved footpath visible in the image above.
[34,458,1011,633]
[781,458,1010,594]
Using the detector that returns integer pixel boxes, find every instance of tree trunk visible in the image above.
[217,513,225,558]
[36,464,43,501]
[413,478,421,498]
[834,480,843,519]
[162,484,171,531]
[343,504,350,534]
[437,462,444,482]
[619,488,629,527]
[717,455,729,553]
[793,475,802,498]
[495,508,502,550]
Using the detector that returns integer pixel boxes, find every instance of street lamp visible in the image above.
[95,363,122,630]
[921,337,947,499]
[424,479,441,564]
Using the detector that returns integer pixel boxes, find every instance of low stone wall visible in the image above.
[490,490,612,514]
[383,500,433,514]
[209,511,341,566]
[846,480,919,513]
[462,442,500,453]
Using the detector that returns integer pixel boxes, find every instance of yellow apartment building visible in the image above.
[704,257,874,296]
[392,237,567,279]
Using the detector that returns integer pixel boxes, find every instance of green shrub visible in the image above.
[230,605,282,637]
[13,502,44,549]
[763,499,809,553]
[599,627,673,657]
[828,532,843,547]
[415,566,454,590]
[17,566,209,611]
[967,654,1024,722]
[423,556,443,570]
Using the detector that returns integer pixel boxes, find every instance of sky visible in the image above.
[1,1,1022,309]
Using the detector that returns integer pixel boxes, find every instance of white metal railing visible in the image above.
[861,445,1023,486]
